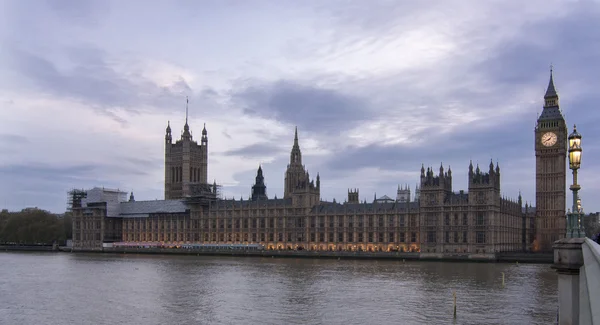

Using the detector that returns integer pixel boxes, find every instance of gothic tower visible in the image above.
[251,165,268,201]
[164,98,209,199]
[284,127,305,199]
[534,69,568,252]
[396,184,411,203]
[283,127,320,206]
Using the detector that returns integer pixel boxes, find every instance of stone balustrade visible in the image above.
[552,237,600,325]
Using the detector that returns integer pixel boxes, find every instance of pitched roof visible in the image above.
[310,201,420,214]
[544,71,558,98]
[538,106,564,121]
[118,200,188,217]
[212,198,292,209]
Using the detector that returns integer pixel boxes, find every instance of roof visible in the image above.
[522,206,536,214]
[118,200,189,217]
[544,71,558,98]
[90,187,127,194]
[211,198,293,209]
[538,106,564,121]
[445,192,469,204]
[310,201,420,214]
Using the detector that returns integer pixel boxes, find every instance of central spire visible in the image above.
[545,66,557,98]
[182,96,191,139]
[289,126,302,165]
[544,65,559,108]
[184,96,189,129]
[294,126,299,147]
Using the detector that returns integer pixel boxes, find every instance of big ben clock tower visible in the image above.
[535,68,568,252]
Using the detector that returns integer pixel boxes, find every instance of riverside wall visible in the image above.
[58,246,553,263]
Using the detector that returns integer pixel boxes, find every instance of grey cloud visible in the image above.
[221,130,232,139]
[226,157,290,199]
[4,45,197,120]
[0,134,30,144]
[321,117,537,182]
[45,0,110,27]
[121,157,163,170]
[221,143,286,159]
[0,162,147,212]
[233,80,371,134]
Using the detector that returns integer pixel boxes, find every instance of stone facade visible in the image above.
[72,120,532,257]
[74,72,582,257]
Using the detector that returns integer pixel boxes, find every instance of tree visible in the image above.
[63,212,73,240]
[0,208,68,245]
[584,214,600,238]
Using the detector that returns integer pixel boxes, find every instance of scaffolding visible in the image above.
[67,189,87,211]
[187,182,222,205]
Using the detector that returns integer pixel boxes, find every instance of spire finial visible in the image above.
[544,65,558,100]
[182,97,191,136]
[294,126,298,144]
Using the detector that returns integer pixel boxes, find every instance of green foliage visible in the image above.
[0,209,71,245]
[585,216,600,238]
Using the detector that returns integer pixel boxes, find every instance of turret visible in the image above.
[468,160,501,191]
[165,121,172,143]
[251,165,268,201]
[201,123,208,145]
[348,188,359,204]
[420,163,452,192]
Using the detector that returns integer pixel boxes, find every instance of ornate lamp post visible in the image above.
[566,124,585,238]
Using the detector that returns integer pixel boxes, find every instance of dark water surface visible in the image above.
[0,252,557,325]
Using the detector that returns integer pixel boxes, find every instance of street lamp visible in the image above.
[566,124,585,238]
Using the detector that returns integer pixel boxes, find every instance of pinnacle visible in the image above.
[544,67,558,98]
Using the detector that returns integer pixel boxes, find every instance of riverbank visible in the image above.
[51,246,553,264]
[0,245,57,252]
[1,245,553,263]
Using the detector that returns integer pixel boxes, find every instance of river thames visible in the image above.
[0,252,557,325]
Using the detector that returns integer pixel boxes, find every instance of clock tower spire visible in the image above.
[534,66,568,252]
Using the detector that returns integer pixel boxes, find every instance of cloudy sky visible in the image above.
[1,0,599,213]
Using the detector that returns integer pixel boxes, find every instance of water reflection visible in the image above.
[0,253,557,325]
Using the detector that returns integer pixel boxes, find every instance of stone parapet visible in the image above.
[552,238,585,274]
[552,237,600,325]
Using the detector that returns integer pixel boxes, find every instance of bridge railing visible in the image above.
[552,237,600,325]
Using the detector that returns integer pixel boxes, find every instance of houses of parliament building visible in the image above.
[71,71,569,256]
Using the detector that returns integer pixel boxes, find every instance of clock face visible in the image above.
[541,132,558,147]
